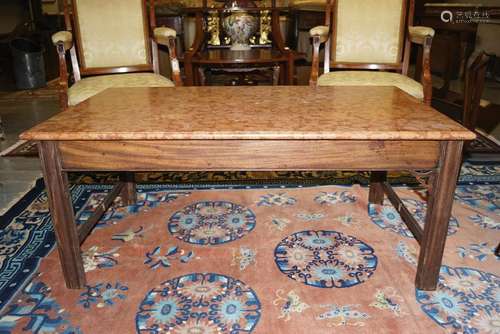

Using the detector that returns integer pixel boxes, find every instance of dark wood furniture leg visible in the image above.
[369,171,387,205]
[120,172,137,205]
[272,65,280,85]
[39,141,86,289]
[287,54,294,85]
[416,141,463,290]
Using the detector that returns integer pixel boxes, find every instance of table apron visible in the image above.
[57,139,441,171]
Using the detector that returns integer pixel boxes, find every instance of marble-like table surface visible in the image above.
[21,86,475,141]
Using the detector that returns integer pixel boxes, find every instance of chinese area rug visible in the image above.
[0,163,498,334]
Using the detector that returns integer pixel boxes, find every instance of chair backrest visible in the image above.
[328,0,413,74]
[463,52,490,130]
[64,0,157,76]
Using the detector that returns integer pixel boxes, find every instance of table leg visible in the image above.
[369,171,387,205]
[184,58,195,86]
[287,55,295,85]
[120,172,136,206]
[198,67,207,86]
[272,65,280,85]
[416,141,463,290]
[279,63,286,84]
[39,141,86,289]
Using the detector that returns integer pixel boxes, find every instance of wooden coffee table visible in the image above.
[20,86,475,291]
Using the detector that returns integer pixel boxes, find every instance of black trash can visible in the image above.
[10,38,46,90]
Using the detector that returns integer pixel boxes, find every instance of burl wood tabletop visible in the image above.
[21,86,475,141]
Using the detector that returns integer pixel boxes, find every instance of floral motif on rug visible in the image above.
[0,280,81,333]
[0,171,499,333]
[416,266,500,334]
[168,201,256,245]
[369,198,460,238]
[136,273,261,333]
[274,230,377,288]
[454,184,499,213]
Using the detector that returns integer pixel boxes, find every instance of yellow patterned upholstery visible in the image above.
[68,73,174,106]
[334,0,404,64]
[317,71,424,100]
[75,0,149,68]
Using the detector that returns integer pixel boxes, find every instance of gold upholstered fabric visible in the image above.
[334,0,405,64]
[68,73,174,106]
[74,0,149,68]
[317,71,424,100]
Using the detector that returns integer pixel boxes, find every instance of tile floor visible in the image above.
[0,99,58,214]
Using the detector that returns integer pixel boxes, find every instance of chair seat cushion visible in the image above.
[317,71,424,100]
[68,73,174,106]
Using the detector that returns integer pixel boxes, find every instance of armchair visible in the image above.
[309,0,434,105]
[52,0,182,110]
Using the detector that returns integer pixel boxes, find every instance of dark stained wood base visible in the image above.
[38,139,463,290]
[38,141,86,289]
[416,141,463,290]
[120,172,137,205]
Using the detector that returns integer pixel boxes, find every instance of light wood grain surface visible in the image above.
[20,86,475,141]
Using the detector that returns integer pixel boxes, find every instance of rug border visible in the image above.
[0,178,53,313]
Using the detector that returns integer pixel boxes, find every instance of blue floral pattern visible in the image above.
[457,242,499,262]
[168,201,256,245]
[257,193,297,207]
[274,230,377,288]
[136,273,261,333]
[79,282,128,309]
[316,304,370,327]
[0,280,81,333]
[416,266,500,334]
[144,245,195,269]
[454,184,499,213]
[396,241,418,266]
[369,198,459,238]
[468,213,500,230]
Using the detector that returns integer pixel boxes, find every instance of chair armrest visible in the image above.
[153,27,177,46]
[309,25,329,86]
[51,31,73,51]
[409,26,434,105]
[408,26,435,45]
[309,25,329,43]
[154,27,182,86]
[51,31,73,109]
